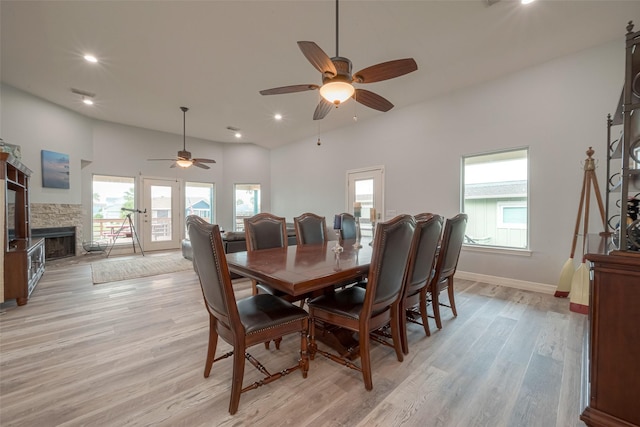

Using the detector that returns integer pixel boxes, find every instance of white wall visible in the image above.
[2,84,93,205]
[1,84,272,235]
[271,40,624,286]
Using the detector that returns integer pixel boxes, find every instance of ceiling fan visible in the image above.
[148,107,216,169]
[259,0,418,120]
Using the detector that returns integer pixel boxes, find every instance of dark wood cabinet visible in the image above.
[581,251,640,427]
[2,152,44,305]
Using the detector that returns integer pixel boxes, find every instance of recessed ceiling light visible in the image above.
[82,97,94,105]
[84,54,98,63]
[235,132,242,139]
[521,0,535,4]
[274,113,282,120]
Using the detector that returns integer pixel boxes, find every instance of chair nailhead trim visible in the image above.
[246,318,306,335]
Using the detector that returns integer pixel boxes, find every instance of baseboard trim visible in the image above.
[455,271,556,295]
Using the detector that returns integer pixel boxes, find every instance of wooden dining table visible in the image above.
[226,241,373,359]
[225,240,372,297]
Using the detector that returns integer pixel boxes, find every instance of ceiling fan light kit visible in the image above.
[259,0,417,120]
[319,80,354,105]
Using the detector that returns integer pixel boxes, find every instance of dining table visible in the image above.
[225,240,372,297]
[226,240,373,359]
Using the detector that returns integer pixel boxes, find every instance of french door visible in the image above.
[347,166,384,238]
[141,178,181,251]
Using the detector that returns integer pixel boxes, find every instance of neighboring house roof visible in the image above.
[186,199,210,211]
[465,180,527,199]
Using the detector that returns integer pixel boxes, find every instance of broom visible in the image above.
[555,165,587,297]
[569,178,591,313]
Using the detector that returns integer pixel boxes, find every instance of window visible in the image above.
[185,182,215,224]
[92,175,136,242]
[234,184,260,231]
[462,148,529,249]
[497,202,527,229]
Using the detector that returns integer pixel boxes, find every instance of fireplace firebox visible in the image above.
[31,227,76,260]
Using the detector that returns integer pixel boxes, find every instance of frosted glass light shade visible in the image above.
[319,81,355,105]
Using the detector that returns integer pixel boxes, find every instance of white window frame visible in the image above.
[461,147,529,250]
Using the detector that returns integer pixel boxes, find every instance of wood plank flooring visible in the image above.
[0,252,587,426]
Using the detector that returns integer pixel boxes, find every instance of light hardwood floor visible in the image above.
[0,252,587,427]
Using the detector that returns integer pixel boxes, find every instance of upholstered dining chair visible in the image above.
[307,214,416,390]
[244,213,291,297]
[244,213,308,348]
[186,215,309,415]
[339,212,357,240]
[400,213,443,355]
[429,213,468,330]
[294,212,328,245]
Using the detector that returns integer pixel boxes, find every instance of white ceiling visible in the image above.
[2,1,639,150]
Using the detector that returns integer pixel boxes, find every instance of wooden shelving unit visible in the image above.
[2,152,45,306]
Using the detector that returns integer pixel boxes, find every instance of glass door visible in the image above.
[142,178,181,251]
[347,167,384,238]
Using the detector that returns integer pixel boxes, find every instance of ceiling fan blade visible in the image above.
[297,41,337,76]
[260,84,320,96]
[193,158,216,163]
[193,162,211,170]
[353,58,418,84]
[313,98,334,120]
[354,89,394,112]
[170,162,177,168]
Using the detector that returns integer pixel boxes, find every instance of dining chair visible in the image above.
[244,212,290,297]
[294,212,327,245]
[307,214,416,390]
[186,215,309,415]
[245,212,308,348]
[339,212,357,240]
[429,213,468,329]
[400,213,443,354]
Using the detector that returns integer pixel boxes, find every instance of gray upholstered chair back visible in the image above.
[405,214,443,295]
[244,213,288,251]
[186,215,239,329]
[366,214,416,311]
[294,212,327,245]
[339,213,357,240]
[435,213,468,282]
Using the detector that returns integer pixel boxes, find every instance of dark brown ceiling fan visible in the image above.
[148,107,216,169]
[259,0,418,120]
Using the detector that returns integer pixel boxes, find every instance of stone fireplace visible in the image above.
[30,204,84,258]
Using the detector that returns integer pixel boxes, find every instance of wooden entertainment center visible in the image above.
[1,152,45,306]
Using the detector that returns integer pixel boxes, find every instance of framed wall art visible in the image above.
[41,150,70,189]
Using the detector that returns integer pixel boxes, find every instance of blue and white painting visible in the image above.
[41,150,70,189]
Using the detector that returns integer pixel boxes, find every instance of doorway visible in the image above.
[141,178,181,251]
[347,166,384,237]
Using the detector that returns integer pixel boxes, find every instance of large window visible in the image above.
[185,182,215,224]
[462,148,529,249]
[92,175,136,243]
[234,184,260,231]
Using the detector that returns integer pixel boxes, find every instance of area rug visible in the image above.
[91,253,194,284]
